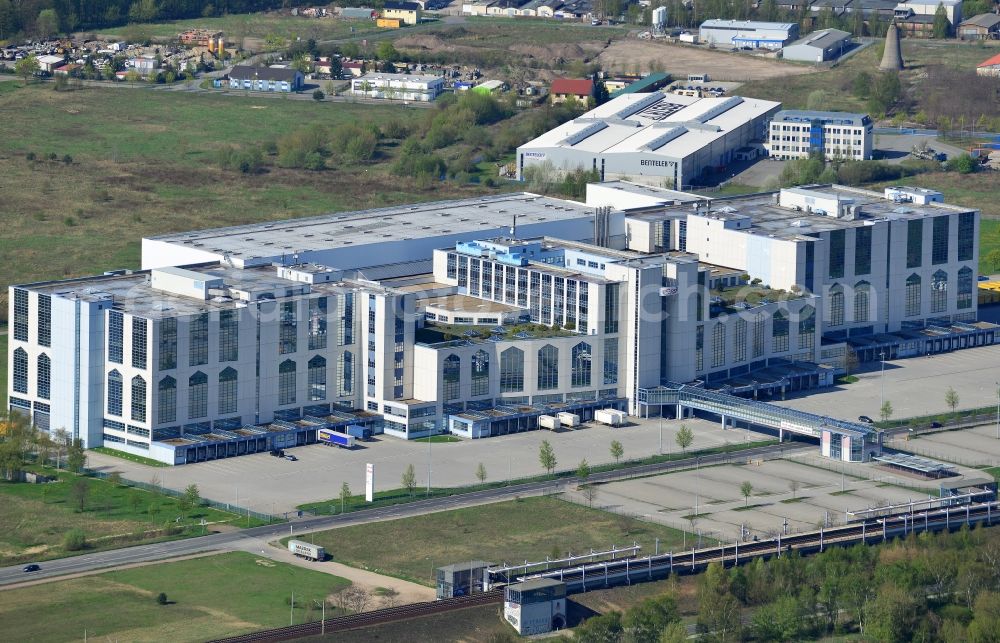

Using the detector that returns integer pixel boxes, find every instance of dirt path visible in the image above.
[233,539,436,605]
[597,40,819,81]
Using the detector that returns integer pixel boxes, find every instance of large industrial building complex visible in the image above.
[698,19,800,49]
[766,110,874,160]
[8,180,991,465]
[516,91,781,189]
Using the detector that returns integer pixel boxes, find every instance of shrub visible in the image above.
[312,89,325,101]
[64,528,87,551]
[157,592,168,605]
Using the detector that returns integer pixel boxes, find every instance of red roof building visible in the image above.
[977,52,1000,77]
[550,78,593,104]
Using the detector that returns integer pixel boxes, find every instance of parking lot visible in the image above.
[775,343,1000,423]
[87,416,771,514]
[887,423,1000,468]
[573,455,967,542]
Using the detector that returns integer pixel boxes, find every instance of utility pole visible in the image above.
[427,433,432,495]
[290,591,294,626]
[995,381,999,440]
[879,351,886,410]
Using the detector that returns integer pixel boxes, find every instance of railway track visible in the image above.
[210,589,503,642]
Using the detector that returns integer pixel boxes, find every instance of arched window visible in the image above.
[131,375,146,422]
[798,305,815,349]
[11,347,29,395]
[772,310,789,353]
[537,345,559,390]
[107,369,123,416]
[711,323,726,367]
[37,353,50,400]
[500,347,524,393]
[279,360,297,405]
[218,367,238,415]
[905,274,921,317]
[188,371,208,419]
[957,267,973,310]
[571,342,592,388]
[828,284,845,327]
[158,376,176,424]
[443,354,461,401]
[471,350,490,397]
[338,352,353,396]
[854,281,871,323]
[931,270,948,313]
[308,355,327,401]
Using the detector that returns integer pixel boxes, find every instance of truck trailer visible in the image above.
[595,409,627,427]
[538,415,561,430]
[557,412,580,428]
[345,424,373,441]
[318,428,356,448]
[288,539,326,561]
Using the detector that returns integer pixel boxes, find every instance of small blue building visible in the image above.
[228,65,304,92]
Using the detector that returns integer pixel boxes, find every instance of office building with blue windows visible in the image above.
[766,110,873,160]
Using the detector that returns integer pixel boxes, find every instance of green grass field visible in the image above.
[0,552,350,642]
[300,495,693,586]
[0,467,267,565]
[0,332,7,410]
[94,13,380,43]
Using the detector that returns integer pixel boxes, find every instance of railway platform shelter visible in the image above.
[637,382,882,461]
[872,453,957,479]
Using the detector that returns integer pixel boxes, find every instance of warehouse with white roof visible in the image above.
[516,91,781,189]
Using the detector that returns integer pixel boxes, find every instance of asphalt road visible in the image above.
[0,442,803,587]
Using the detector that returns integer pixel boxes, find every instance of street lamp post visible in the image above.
[995,381,999,440]
[658,414,663,455]
[879,350,886,410]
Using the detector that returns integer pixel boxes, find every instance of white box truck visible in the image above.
[538,414,561,430]
[557,412,580,427]
[288,539,326,562]
[595,409,626,427]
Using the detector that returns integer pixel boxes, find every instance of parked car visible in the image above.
[930,421,943,428]
[269,449,286,457]
[285,454,297,461]
[23,564,41,573]
[858,415,875,424]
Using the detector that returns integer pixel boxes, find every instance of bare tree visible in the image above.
[581,484,599,508]
[377,587,400,608]
[789,479,800,500]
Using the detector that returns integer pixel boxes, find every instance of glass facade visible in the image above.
[132,318,147,369]
[219,367,238,414]
[189,313,209,367]
[537,345,559,390]
[280,302,297,355]
[931,270,948,313]
[309,297,328,350]
[37,353,50,400]
[471,350,490,397]
[752,315,765,358]
[500,347,524,393]
[772,310,789,353]
[219,310,239,362]
[37,294,51,348]
[107,369,123,416]
[337,351,353,396]
[13,347,28,394]
[308,356,326,401]
[828,230,845,279]
[571,342,592,388]
[829,285,845,326]
[130,375,146,422]
[188,371,208,419]
[604,283,620,334]
[734,318,747,362]
[957,267,974,309]
[958,213,975,262]
[108,311,124,364]
[931,216,949,265]
[798,305,815,349]
[279,360,296,405]
[603,338,618,385]
[443,354,461,400]
[158,376,176,423]
[854,227,872,276]
[854,282,870,322]
[906,219,923,269]
[905,274,921,317]
[159,318,177,370]
[13,288,28,342]
[711,323,726,367]
[695,325,704,371]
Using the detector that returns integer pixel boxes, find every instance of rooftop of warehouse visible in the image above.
[678,185,974,240]
[145,193,594,261]
[22,263,349,319]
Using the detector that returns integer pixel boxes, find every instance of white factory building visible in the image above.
[8,184,991,465]
[350,72,444,101]
[766,110,874,160]
[516,92,781,189]
[698,19,800,49]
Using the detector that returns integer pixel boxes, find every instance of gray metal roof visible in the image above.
[873,453,956,474]
[229,65,301,82]
[771,109,869,126]
[786,28,851,49]
[962,13,1000,28]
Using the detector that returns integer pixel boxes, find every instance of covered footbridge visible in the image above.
[637,383,882,462]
